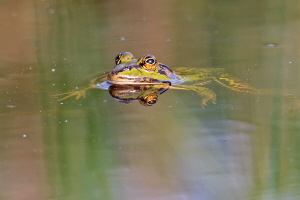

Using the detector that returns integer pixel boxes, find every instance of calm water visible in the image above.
[1,0,300,200]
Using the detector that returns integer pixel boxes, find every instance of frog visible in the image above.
[106,53,261,107]
[53,52,264,107]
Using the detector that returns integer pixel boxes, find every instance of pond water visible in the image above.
[1,0,300,200]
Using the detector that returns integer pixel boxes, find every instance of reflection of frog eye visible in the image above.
[139,93,158,106]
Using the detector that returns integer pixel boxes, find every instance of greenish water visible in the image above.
[1,0,300,200]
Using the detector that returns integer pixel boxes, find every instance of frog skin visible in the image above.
[53,52,267,107]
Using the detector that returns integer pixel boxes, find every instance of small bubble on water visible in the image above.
[6,105,15,108]
[265,43,277,47]
[49,9,55,14]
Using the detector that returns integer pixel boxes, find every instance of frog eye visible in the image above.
[115,52,135,65]
[139,55,157,71]
[139,93,158,106]
[146,58,155,64]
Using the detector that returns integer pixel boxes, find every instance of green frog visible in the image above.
[53,52,269,107]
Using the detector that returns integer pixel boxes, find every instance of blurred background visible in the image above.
[1,0,300,200]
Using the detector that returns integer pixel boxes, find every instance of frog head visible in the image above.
[108,54,180,84]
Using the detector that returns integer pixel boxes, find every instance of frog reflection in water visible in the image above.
[108,84,170,106]
[54,52,278,107]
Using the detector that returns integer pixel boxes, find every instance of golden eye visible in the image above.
[139,93,158,106]
[146,58,155,64]
[138,54,157,71]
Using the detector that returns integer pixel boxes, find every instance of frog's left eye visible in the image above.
[139,93,158,106]
[139,54,157,71]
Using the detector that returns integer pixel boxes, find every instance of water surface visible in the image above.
[1,1,300,200]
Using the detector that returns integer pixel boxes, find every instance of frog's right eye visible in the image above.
[115,52,135,65]
[115,53,122,65]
